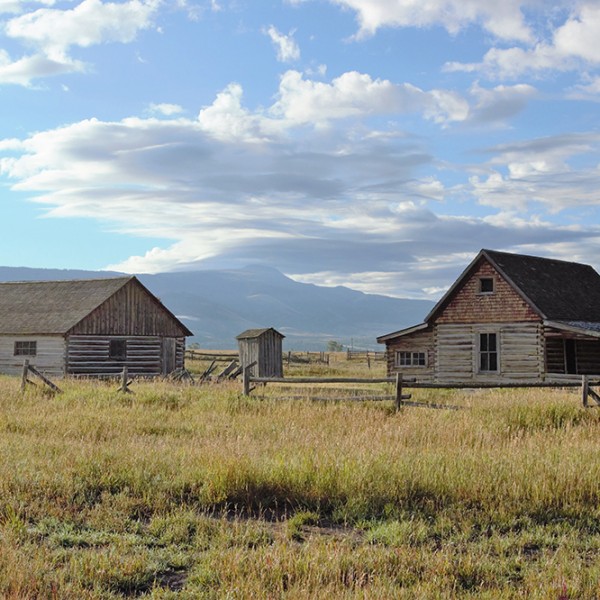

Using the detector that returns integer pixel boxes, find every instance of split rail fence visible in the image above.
[242,369,431,411]
[242,367,600,410]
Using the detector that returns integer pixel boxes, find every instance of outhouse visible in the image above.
[236,328,284,377]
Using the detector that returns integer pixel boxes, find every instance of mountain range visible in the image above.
[0,265,434,350]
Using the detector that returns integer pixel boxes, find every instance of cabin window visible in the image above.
[479,277,494,294]
[109,339,127,360]
[479,333,498,372]
[14,341,37,356]
[396,351,427,367]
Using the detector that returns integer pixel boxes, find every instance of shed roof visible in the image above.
[427,249,600,322]
[0,276,192,336]
[236,327,285,340]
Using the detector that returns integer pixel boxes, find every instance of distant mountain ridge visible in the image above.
[0,265,434,350]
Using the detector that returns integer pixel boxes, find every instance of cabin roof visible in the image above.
[0,276,192,336]
[426,249,600,322]
[236,327,285,340]
[378,249,600,343]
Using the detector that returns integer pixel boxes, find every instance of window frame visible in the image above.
[14,340,37,357]
[108,339,127,361]
[478,332,499,373]
[478,277,495,294]
[395,350,427,368]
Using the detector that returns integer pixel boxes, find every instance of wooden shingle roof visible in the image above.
[483,249,600,321]
[0,276,134,335]
[236,327,285,340]
[427,249,600,323]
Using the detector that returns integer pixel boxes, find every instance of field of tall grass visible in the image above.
[1,364,600,598]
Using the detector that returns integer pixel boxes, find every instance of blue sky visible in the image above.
[1,0,600,299]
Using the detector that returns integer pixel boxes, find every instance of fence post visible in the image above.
[121,366,129,393]
[582,375,589,407]
[367,351,371,370]
[395,372,403,412]
[21,359,29,392]
[243,365,251,396]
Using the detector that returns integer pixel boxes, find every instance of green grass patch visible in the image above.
[0,375,599,597]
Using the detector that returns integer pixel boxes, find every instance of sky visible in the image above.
[1,0,600,299]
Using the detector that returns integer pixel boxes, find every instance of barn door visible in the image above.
[162,338,177,375]
[564,339,577,374]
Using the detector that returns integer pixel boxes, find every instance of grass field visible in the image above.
[1,361,600,598]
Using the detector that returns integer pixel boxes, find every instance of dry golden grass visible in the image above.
[1,365,600,597]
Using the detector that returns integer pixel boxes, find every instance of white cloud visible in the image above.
[5,0,159,60]
[0,0,21,14]
[446,3,600,79]
[148,103,184,116]
[0,49,85,85]
[1,105,596,296]
[195,71,470,142]
[468,133,600,212]
[270,70,469,126]
[197,82,284,142]
[264,25,300,62]
[468,82,537,123]
[320,0,534,41]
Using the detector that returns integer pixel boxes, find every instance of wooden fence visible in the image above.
[346,350,385,361]
[242,368,600,410]
[242,370,422,411]
[185,349,383,366]
[185,350,239,362]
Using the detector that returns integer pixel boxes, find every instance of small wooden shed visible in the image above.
[236,328,284,377]
[0,276,192,377]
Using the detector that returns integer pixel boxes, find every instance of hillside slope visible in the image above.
[0,265,433,350]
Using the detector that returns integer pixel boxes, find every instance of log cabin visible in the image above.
[377,249,600,384]
[0,276,192,377]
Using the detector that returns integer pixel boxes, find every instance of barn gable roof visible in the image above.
[426,249,600,323]
[378,249,600,343]
[0,276,193,336]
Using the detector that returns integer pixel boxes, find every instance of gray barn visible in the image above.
[0,276,192,377]
[236,328,284,377]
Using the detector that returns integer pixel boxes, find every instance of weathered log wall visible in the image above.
[435,322,543,383]
[66,335,185,376]
[384,328,435,381]
[0,336,65,377]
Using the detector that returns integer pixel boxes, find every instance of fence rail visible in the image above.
[346,350,385,361]
[243,370,413,411]
[241,369,600,410]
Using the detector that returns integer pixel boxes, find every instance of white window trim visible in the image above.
[14,340,37,357]
[478,277,495,295]
[395,350,428,368]
[477,331,499,373]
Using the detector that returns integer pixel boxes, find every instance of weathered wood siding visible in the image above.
[544,335,565,374]
[435,322,543,383]
[384,328,435,381]
[238,332,283,377]
[66,335,186,376]
[574,340,600,374]
[68,279,189,337]
[545,333,600,376]
[0,336,65,376]
[436,261,539,324]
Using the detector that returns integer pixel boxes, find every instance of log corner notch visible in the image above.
[20,359,62,394]
[582,375,600,407]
